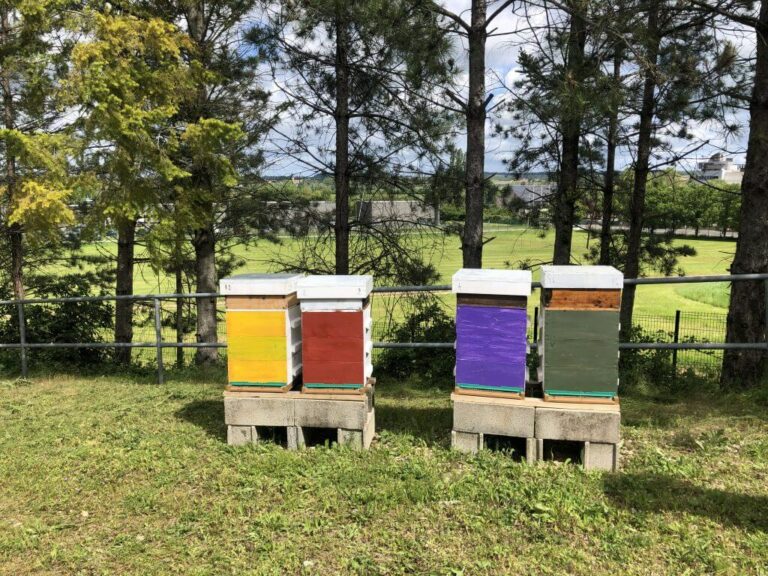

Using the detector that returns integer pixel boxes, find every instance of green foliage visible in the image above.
[0,271,114,371]
[375,297,455,382]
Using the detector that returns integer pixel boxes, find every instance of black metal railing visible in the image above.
[1,273,766,384]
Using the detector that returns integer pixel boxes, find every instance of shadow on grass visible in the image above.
[604,472,768,532]
[375,403,452,447]
[175,399,226,442]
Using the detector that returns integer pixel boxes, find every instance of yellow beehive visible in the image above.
[220,274,303,391]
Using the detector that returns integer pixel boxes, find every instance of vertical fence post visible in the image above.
[154,298,165,385]
[672,309,681,380]
[533,306,539,343]
[764,280,768,354]
[17,300,28,380]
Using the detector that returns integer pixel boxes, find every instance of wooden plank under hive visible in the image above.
[539,266,623,400]
[220,273,304,391]
[452,269,532,396]
[298,275,373,391]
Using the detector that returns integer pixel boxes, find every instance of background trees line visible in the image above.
[0,0,765,387]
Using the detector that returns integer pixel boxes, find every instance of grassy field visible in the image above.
[67,226,737,318]
[1,374,767,575]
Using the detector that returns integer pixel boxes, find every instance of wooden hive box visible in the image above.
[539,266,623,401]
[452,268,532,397]
[297,275,374,392]
[220,273,304,392]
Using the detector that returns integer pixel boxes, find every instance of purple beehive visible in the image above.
[452,269,532,395]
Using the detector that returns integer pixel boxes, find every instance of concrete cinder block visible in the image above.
[294,399,368,429]
[451,430,483,454]
[453,399,535,437]
[287,426,305,450]
[525,437,538,464]
[337,409,376,450]
[227,425,254,446]
[224,396,294,427]
[535,407,620,443]
[583,441,618,472]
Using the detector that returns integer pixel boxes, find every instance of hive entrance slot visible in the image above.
[484,435,528,462]
[541,440,583,465]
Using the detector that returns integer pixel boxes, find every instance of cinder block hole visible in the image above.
[484,435,528,462]
[541,440,583,465]
[302,427,338,447]
[254,426,288,447]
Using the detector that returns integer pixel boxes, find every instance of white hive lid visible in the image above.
[297,275,373,300]
[451,268,532,296]
[219,273,304,296]
[540,266,623,289]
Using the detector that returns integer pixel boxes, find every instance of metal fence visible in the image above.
[1,273,767,384]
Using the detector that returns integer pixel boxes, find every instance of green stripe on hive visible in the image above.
[229,381,286,387]
[457,383,524,392]
[303,383,364,389]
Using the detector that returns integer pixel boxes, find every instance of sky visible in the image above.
[260,0,753,178]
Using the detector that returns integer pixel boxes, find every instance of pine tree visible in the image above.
[0,2,77,299]
[256,0,456,277]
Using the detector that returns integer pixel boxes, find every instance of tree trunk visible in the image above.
[1,8,22,299]
[334,5,351,275]
[114,217,136,365]
[552,0,587,265]
[599,50,621,266]
[721,0,768,388]
[619,6,660,341]
[462,0,487,269]
[193,222,218,365]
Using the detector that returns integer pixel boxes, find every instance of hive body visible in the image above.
[539,266,623,399]
[298,275,374,390]
[221,274,303,389]
[452,269,532,395]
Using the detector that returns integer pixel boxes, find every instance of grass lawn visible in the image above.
[63,227,736,319]
[1,374,767,575]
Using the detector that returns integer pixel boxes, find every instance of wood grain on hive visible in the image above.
[298,275,373,391]
[539,266,623,400]
[452,269,532,396]
[220,273,303,391]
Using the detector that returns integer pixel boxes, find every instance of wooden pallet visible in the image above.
[454,386,524,400]
[543,393,619,405]
[301,377,376,396]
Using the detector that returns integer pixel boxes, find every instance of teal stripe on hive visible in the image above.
[304,383,364,389]
[545,389,616,398]
[457,383,524,392]
[230,381,286,387]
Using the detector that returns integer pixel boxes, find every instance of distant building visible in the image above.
[496,183,553,207]
[356,200,435,225]
[696,153,744,184]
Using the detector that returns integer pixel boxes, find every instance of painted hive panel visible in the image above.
[226,310,289,386]
[302,310,365,386]
[455,305,527,393]
[542,310,619,397]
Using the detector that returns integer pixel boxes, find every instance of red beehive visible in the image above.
[297,275,373,392]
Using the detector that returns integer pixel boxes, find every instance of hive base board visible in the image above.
[543,393,619,405]
[454,386,524,400]
[301,377,376,395]
[226,382,295,393]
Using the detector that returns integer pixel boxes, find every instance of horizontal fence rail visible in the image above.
[1,273,767,384]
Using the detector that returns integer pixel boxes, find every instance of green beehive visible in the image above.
[539,266,623,400]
